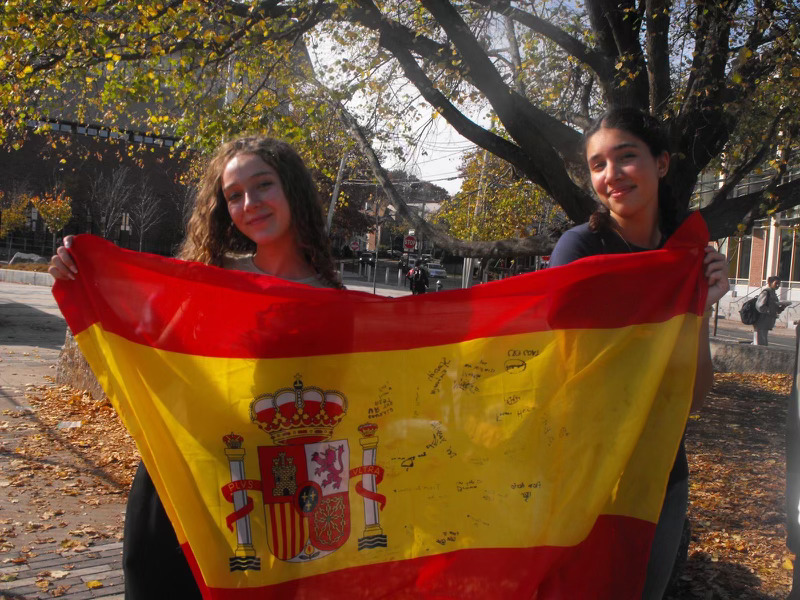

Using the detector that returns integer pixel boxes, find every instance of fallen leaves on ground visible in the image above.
[666,373,794,599]
[0,382,137,557]
[17,383,139,492]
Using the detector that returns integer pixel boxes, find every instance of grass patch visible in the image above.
[1,262,50,272]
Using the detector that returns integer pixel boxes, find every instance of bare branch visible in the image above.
[87,166,134,240]
[336,102,557,257]
[503,14,525,95]
[129,178,162,252]
[472,0,611,79]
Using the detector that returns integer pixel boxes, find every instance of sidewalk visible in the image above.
[0,280,126,599]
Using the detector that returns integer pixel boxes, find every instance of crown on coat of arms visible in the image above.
[250,375,348,446]
[222,433,244,449]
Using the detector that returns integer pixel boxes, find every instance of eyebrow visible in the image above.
[588,142,639,163]
[222,170,274,193]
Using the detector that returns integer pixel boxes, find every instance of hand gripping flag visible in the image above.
[52,213,709,599]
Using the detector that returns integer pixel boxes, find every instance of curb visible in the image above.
[0,269,53,288]
[710,338,795,375]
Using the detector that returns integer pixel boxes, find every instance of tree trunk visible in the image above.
[56,329,105,400]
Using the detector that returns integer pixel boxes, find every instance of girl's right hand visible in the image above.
[48,236,78,281]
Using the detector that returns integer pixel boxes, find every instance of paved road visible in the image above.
[710,318,797,351]
[0,282,66,412]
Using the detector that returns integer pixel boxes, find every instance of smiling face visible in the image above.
[221,153,296,252]
[586,127,669,228]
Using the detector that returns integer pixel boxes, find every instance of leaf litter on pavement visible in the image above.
[1,375,797,598]
[0,381,137,581]
[665,373,794,599]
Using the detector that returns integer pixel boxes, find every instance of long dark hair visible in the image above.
[584,107,680,236]
[179,136,341,288]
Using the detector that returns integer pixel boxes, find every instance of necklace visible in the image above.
[609,225,663,253]
[611,228,633,253]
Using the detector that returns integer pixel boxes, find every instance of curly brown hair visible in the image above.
[179,136,342,288]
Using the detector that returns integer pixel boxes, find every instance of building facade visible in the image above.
[709,166,800,327]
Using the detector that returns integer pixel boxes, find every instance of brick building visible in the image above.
[0,120,191,260]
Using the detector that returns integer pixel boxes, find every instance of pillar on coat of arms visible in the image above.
[224,433,261,571]
[357,423,387,550]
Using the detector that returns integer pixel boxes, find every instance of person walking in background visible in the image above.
[407,263,428,295]
[753,276,790,346]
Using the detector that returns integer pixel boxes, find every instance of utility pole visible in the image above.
[372,198,380,295]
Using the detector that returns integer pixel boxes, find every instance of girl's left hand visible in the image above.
[704,246,729,309]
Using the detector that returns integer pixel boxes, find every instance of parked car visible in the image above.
[423,261,447,278]
[398,253,420,269]
[359,252,376,266]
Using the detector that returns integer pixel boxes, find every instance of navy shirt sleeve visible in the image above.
[549,224,602,267]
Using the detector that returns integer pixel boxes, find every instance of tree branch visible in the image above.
[709,108,789,208]
[645,0,672,112]
[348,0,583,158]
[472,0,612,80]
[416,0,593,218]
[336,102,557,256]
[701,178,800,240]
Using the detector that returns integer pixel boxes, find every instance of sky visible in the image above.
[308,36,484,198]
[387,117,473,196]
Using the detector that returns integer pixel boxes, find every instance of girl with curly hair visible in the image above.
[50,135,341,598]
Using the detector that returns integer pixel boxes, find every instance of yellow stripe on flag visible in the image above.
[75,312,700,588]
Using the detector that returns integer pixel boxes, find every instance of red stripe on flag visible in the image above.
[53,214,708,359]
[181,513,654,599]
[290,500,298,557]
[268,504,280,560]
[280,504,289,560]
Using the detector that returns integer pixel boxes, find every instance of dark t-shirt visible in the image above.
[550,222,689,486]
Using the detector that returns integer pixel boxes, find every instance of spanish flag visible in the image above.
[52,213,709,599]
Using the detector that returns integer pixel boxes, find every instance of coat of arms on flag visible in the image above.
[221,376,387,571]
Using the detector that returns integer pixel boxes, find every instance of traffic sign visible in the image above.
[403,235,416,251]
[350,240,360,252]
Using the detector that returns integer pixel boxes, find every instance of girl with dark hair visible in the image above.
[49,135,342,598]
[550,107,729,599]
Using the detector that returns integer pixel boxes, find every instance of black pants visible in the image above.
[123,462,202,599]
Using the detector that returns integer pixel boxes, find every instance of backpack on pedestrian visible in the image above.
[739,297,758,325]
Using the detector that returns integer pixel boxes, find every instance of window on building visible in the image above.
[726,235,752,280]
[771,227,800,283]
[779,228,794,282]
[793,230,800,283]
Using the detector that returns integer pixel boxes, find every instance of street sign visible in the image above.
[350,240,360,252]
[403,235,416,251]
